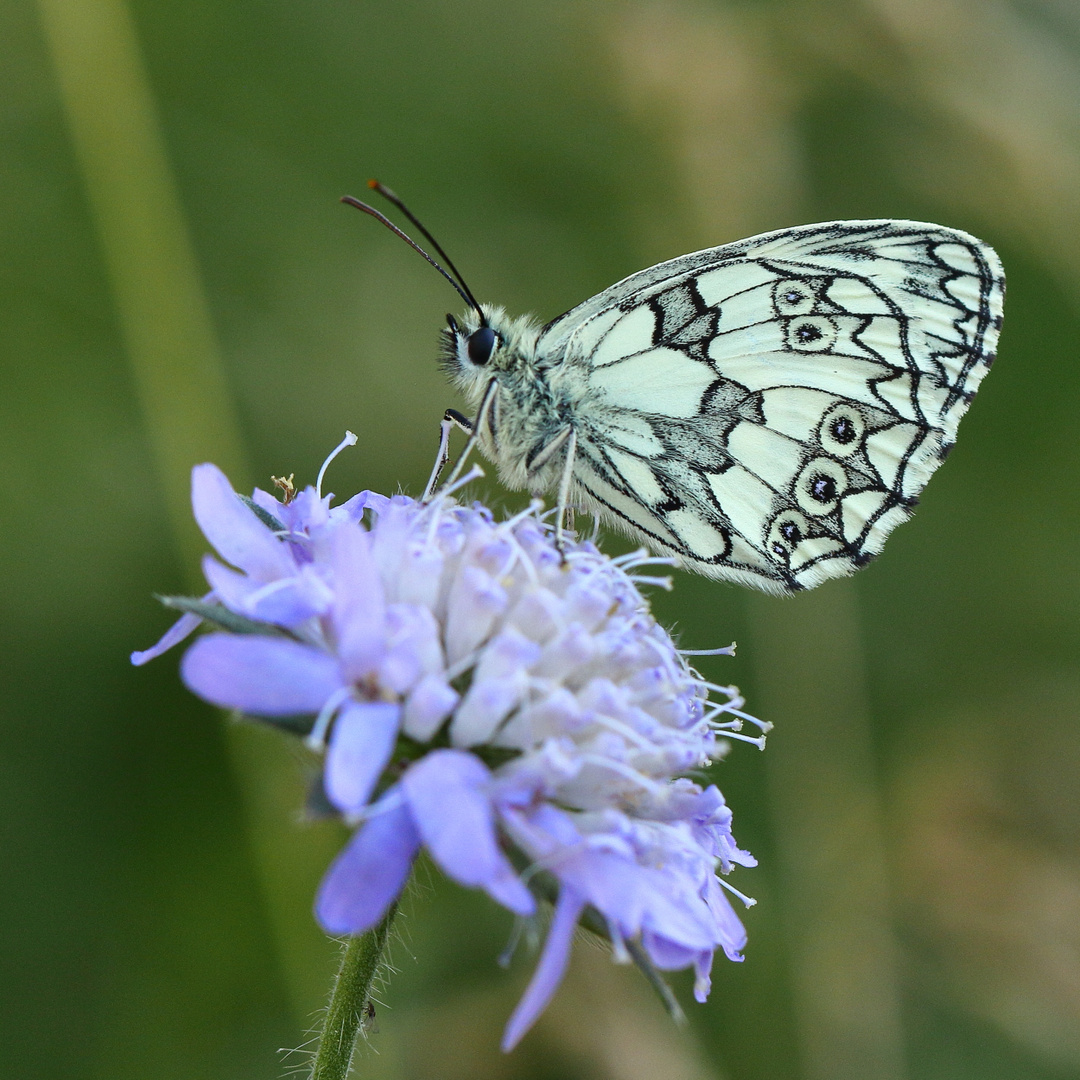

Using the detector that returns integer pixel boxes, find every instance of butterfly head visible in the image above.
[440,305,541,398]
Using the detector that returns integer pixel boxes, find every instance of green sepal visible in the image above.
[237,710,316,737]
[624,937,687,1026]
[157,595,286,637]
[238,493,285,532]
[305,770,339,818]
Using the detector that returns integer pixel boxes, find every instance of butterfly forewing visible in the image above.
[535,220,1004,592]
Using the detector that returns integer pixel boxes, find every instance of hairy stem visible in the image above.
[310,904,397,1080]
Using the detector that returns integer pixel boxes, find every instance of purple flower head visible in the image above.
[134,439,767,1050]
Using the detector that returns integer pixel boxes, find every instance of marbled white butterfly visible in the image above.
[349,184,1003,594]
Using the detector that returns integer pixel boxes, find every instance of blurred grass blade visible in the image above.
[35,0,342,1028]
[35,0,248,569]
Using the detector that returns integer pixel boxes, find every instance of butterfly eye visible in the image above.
[467,326,497,366]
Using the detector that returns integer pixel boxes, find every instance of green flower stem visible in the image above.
[311,904,398,1080]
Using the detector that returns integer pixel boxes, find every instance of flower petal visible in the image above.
[325,701,401,815]
[501,887,586,1051]
[181,633,341,715]
[315,794,420,934]
[330,524,387,680]
[201,555,330,627]
[402,750,534,916]
[401,675,458,742]
[191,463,294,579]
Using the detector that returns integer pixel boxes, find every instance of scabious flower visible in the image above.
[134,436,765,1050]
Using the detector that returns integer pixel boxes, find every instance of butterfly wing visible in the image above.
[535,220,1004,592]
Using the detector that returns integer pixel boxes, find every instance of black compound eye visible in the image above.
[467,326,497,366]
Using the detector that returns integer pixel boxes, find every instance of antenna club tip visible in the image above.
[367,178,380,190]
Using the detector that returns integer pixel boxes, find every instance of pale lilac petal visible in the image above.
[130,609,204,666]
[392,544,444,608]
[693,950,715,1002]
[641,932,699,970]
[254,564,333,625]
[250,488,284,520]
[450,675,527,747]
[315,794,420,934]
[402,750,534,916]
[202,555,331,627]
[325,701,401,815]
[703,877,748,960]
[330,524,386,680]
[443,566,507,664]
[401,675,458,741]
[471,629,542,682]
[501,887,586,1051]
[191,463,294,579]
[378,606,443,694]
[285,486,330,532]
[181,634,341,715]
[200,555,257,613]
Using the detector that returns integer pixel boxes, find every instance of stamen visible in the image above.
[577,754,666,795]
[717,878,757,908]
[723,707,772,733]
[304,684,355,750]
[438,463,486,502]
[680,643,738,657]
[424,463,486,541]
[501,530,541,588]
[588,712,659,751]
[499,499,545,534]
[709,718,745,732]
[340,785,407,827]
[717,730,767,750]
[614,550,678,571]
[629,574,673,590]
[498,917,527,968]
[242,576,299,608]
[316,430,358,500]
[703,698,747,723]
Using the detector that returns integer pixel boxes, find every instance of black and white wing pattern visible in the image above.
[537,220,1004,593]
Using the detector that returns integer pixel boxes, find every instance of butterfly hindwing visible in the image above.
[536,220,1004,592]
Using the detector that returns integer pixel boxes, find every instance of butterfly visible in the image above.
[348,185,1004,593]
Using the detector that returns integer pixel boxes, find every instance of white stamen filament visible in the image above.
[577,754,666,795]
[717,878,757,908]
[316,430,358,500]
[304,684,355,750]
[629,574,673,590]
[680,643,737,657]
[717,730,767,750]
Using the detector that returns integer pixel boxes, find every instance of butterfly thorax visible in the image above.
[441,305,593,493]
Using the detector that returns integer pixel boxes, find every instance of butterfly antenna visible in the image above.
[341,194,482,319]
[367,180,484,317]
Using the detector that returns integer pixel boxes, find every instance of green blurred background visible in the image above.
[4,0,1079,1077]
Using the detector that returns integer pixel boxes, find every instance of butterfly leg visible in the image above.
[440,378,498,491]
[553,429,578,554]
[525,425,577,552]
[422,408,473,502]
